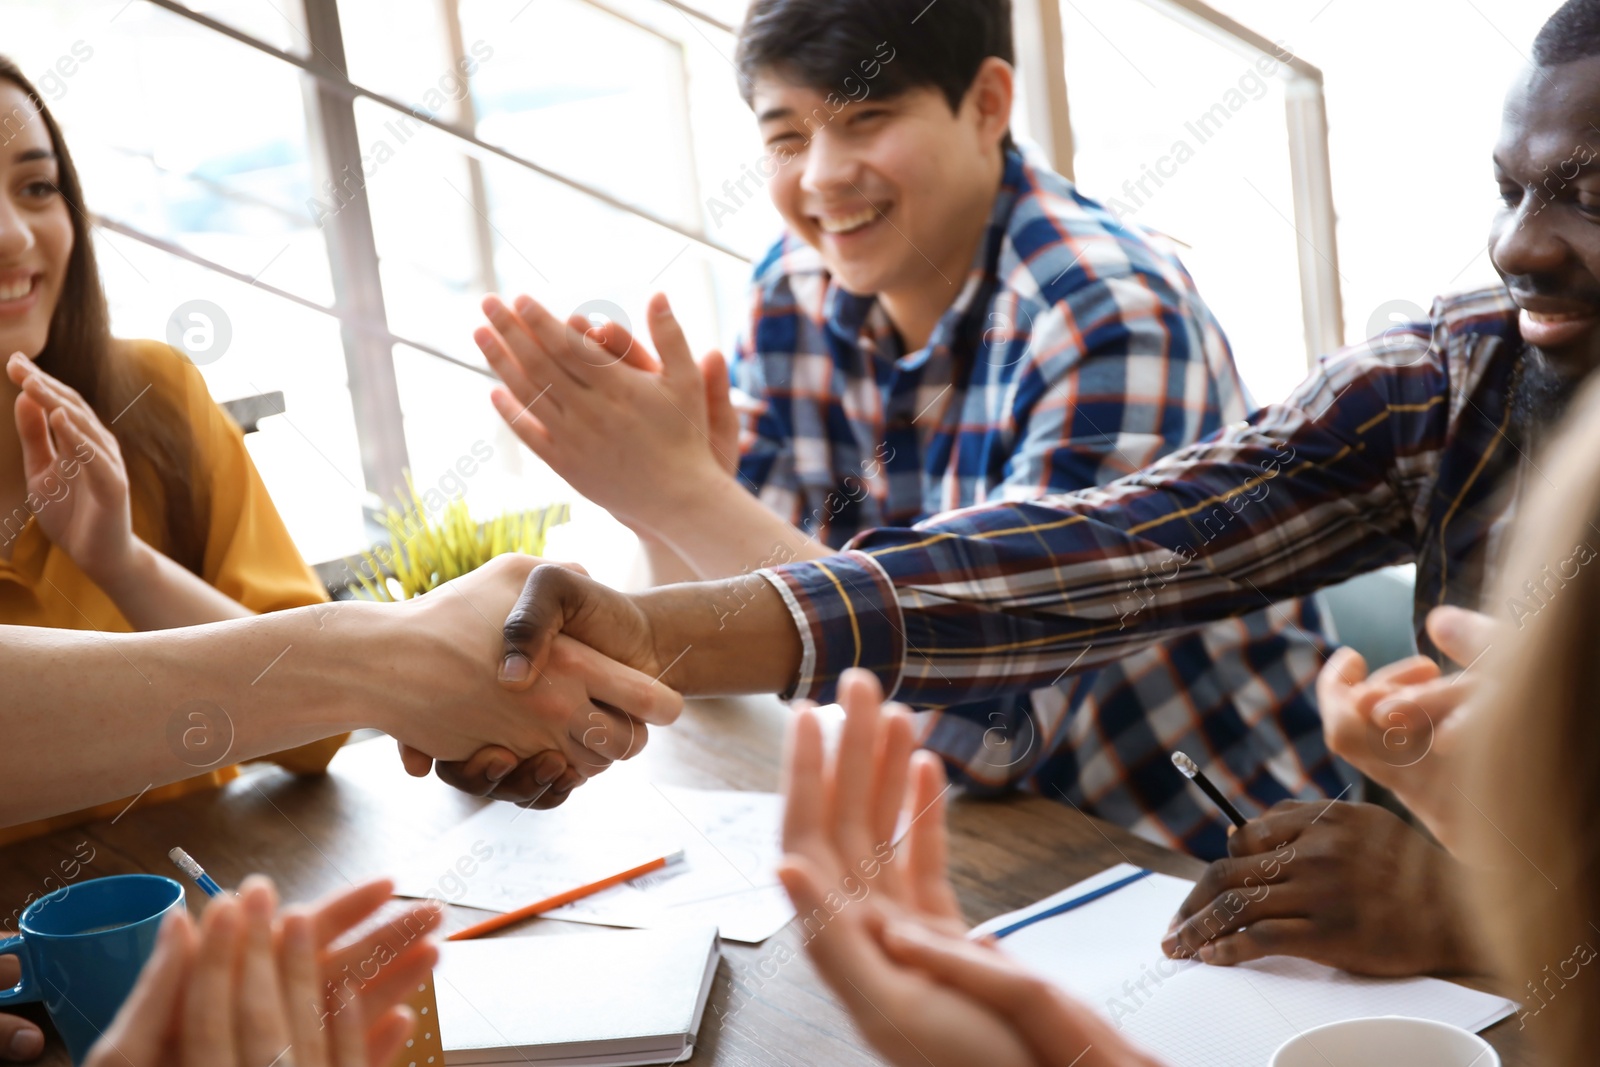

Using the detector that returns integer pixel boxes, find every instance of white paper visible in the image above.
[391,784,794,944]
[975,865,1516,1067]
[390,792,680,915]
[543,785,794,943]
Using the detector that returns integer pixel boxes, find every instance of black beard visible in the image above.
[1509,344,1579,451]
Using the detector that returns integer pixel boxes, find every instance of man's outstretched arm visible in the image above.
[492,335,1449,714]
[497,564,805,697]
[0,554,681,826]
[461,334,1447,804]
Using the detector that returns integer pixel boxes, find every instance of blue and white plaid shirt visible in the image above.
[734,148,1348,859]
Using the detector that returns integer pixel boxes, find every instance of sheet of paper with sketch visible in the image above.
[389,782,794,943]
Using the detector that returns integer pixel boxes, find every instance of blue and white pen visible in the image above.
[168,846,226,898]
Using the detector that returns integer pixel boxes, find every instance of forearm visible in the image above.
[635,574,804,697]
[0,602,396,823]
[94,537,254,630]
[644,473,831,580]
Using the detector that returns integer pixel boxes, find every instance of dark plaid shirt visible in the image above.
[761,286,1526,853]
[736,148,1347,859]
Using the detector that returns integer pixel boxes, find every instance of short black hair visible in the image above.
[735,0,1013,123]
[1534,0,1600,65]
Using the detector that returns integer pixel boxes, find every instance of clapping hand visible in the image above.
[779,669,1162,1067]
[1319,604,1500,851]
[85,876,439,1067]
[6,351,135,584]
[477,293,739,533]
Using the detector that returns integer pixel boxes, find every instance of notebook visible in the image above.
[971,864,1517,1067]
[433,924,720,1066]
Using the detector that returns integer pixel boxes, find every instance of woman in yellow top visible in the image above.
[0,54,344,846]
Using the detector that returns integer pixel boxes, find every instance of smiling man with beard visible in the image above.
[452,0,1600,979]
[1494,4,1600,438]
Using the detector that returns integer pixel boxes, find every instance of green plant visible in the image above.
[347,479,570,602]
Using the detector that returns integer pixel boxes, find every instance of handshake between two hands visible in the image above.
[376,552,688,810]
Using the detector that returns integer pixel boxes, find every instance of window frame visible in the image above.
[115,0,748,537]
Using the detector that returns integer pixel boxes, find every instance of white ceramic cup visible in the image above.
[1270,1016,1500,1067]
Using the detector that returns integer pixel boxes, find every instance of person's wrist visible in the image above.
[369,592,484,744]
[653,456,740,535]
[637,575,802,697]
[88,535,156,605]
[282,599,394,734]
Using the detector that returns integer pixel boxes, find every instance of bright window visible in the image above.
[1049,0,1550,403]
[7,0,770,575]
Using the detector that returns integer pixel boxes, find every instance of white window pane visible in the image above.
[337,0,456,108]
[363,100,749,374]
[674,0,748,27]
[478,149,748,354]
[19,0,334,307]
[462,0,701,229]
[1058,0,1307,403]
[1189,0,1547,347]
[355,98,490,364]
[391,344,562,515]
[535,0,777,251]
[165,0,310,56]
[97,236,370,565]
[680,22,785,256]
[390,344,645,588]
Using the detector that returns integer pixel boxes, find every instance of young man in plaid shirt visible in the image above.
[472,0,1347,860]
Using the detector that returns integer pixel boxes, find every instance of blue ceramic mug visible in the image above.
[0,874,186,1064]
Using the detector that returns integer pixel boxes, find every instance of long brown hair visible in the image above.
[0,55,207,572]
[1468,372,1600,1064]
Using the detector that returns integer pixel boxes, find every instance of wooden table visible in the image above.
[0,695,1527,1065]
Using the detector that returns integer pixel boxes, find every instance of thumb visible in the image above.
[645,293,696,383]
[498,563,585,689]
[1426,605,1498,671]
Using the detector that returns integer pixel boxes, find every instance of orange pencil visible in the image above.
[446,849,686,941]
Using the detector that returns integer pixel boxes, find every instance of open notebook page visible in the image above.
[972,865,1515,1067]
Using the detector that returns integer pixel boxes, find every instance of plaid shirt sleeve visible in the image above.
[760,332,1450,705]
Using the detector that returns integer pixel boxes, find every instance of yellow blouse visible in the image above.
[0,339,347,845]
